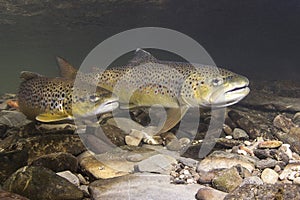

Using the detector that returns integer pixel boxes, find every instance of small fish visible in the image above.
[17,71,119,122]
[57,49,249,132]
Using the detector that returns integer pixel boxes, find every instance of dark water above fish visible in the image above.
[0,0,299,95]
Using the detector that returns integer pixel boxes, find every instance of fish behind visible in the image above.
[18,71,119,122]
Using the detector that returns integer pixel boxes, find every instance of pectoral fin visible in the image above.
[157,105,189,134]
[36,112,73,122]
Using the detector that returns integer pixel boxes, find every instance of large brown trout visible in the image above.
[18,71,119,122]
[57,49,250,132]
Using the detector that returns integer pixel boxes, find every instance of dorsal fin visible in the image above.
[56,56,78,79]
[20,71,42,80]
[128,48,158,65]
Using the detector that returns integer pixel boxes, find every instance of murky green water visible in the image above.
[0,0,299,95]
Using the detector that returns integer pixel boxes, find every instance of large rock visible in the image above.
[0,110,31,128]
[197,151,256,173]
[0,149,28,183]
[89,173,203,200]
[224,184,300,199]
[0,189,29,200]
[196,187,228,200]
[31,152,78,172]
[3,166,83,200]
[274,127,300,155]
[135,154,176,174]
[212,167,243,192]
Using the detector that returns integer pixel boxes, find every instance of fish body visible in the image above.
[57,49,250,132]
[18,71,118,122]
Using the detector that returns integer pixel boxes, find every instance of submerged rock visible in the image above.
[0,110,31,128]
[196,186,228,200]
[3,166,83,200]
[89,173,202,200]
[135,154,176,174]
[30,152,78,172]
[274,127,300,155]
[0,189,29,200]
[212,166,243,192]
[0,149,28,183]
[224,183,300,200]
[261,168,278,184]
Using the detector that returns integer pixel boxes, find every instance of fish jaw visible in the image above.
[208,75,250,107]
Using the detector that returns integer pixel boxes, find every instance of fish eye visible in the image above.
[89,94,99,102]
[212,78,223,86]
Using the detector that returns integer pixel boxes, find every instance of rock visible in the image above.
[240,176,263,186]
[261,168,278,184]
[177,157,199,168]
[0,124,7,139]
[279,163,300,180]
[125,129,144,146]
[0,189,29,200]
[274,127,300,155]
[223,124,232,135]
[78,152,132,179]
[273,114,295,133]
[232,128,249,140]
[0,110,31,128]
[228,110,260,139]
[89,173,202,200]
[106,117,144,134]
[136,154,176,174]
[126,153,144,162]
[224,184,300,200]
[178,137,191,148]
[197,169,222,184]
[0,149,28,183]
[293,112,300,126]
[279,144,293,159]
[293,177,300,185]
[212,166,243,192]
[99,123,127,146]
[56,170,80,186]
[161,132,181,151]
[197,151,256,173]
[255,158,278,169]
[3,166,83,200]
[196,186,228,200]
[30,152,78,172]
[258,140,283,149]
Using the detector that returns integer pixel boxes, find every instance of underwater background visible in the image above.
[0,0,299,94]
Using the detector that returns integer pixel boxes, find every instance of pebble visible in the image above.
[196,187,228,200]
[232,128,249,140]
[56,170,80,186]
[177,157,199,168]
[273,114,295,133]
[255,159,278,169]
[293,112,300,126]
[279,144,293,159]
[125,129,144,146]
[258,140,283,149]
[223,124,232,135]
[178,137,190,147]
[240,176,263,186]
[261,168,278,184]
[212,166,243,192]
[293,177,300,185]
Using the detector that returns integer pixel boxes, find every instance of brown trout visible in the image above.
[18,71,119,122]
[57,49,249,132]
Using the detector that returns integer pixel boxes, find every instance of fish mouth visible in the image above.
[209,82,250,107]
[95,99,119,114]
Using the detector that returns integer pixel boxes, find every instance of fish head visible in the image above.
[181,66,250,108]
[72,86,119,118]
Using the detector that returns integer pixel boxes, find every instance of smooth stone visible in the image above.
[232,128,249,140]
[136,154,176,174]
[273,114,295,133]
[240,176,263,187]
[89,173,203,200]
[126,153,144,162]
[177,157,199,168]
[293,177,300,185]
[197,151,257,173]
[225,183,300,199]
[30,152,78,172]
[56,170,80,186]
[0,149,28,183]
[197,169,223,184]
[178,137,191,147]
[212,167,243,192]
[3,166,83,200]
[255,158,278,169]
[261,168,278,184]
[258,140,283,149]
[196,186,228,200]
[125,135,142,146]
[0,189,29,200]
[223,124,233,135]
[0,110,31,128]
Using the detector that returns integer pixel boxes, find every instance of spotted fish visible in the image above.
[18,71,119,122]
[57,49,250,132]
